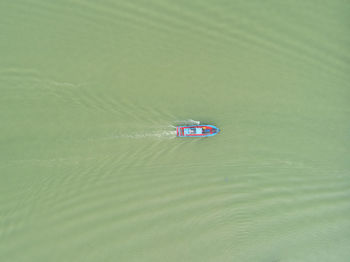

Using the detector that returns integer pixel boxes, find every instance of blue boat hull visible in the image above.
[176,125,220,137]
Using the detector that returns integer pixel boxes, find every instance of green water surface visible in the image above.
[1,1,350,261]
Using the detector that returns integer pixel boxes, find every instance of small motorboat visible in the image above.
[176,125,220,137]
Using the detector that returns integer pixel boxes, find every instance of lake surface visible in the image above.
[1,0,349,261]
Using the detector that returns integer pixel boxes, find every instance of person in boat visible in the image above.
[202,127,211,133]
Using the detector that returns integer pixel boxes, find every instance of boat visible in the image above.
[176,125,220,137]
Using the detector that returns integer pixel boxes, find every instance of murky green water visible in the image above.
[1,0,350,261]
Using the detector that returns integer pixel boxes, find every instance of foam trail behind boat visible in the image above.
[175,119,200,125]
[112,131,177,139]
